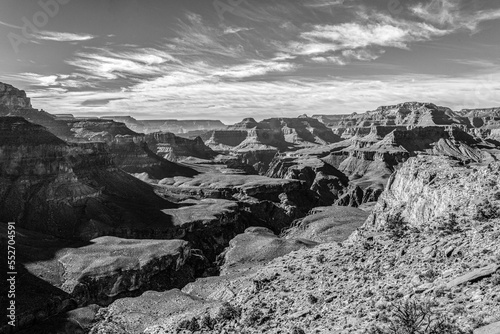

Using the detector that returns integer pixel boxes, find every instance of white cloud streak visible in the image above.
[34,31,96,42]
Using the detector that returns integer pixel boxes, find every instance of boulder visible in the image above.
[283,205,369,243]
[218,227,318,275]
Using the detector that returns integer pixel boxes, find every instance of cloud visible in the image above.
[81,98,125,106]
[304,0,347,8]
[223,26,252,35]
[66,47,181,80]
[34,31,96,42]
[411,0,500,31]
[285,12,450,63]
[24,69,500,123]
[9,1,500,123]
[0,19,22,29]
[212,60,297,78]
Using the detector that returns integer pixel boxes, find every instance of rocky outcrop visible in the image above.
[282,206,369,243]
[218,227,317,275]
[0,225,205,333]
[109,139,198,179]
[68,119,139,142]
[0,83,32,109]
[205,130,248,149]
[314,102,470,129]
[0,116,185,240]
[90,289,223,334]
[204,117,342,174]
[100,116,226,134]
[158,174,318,233]
[266,145,350,205]
[145,132,216,162]
[331,126,494,208]
[363,154,500,232]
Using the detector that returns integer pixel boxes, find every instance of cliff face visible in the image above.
[314,102,469,130]
[205,117,342,175]
[0,82,32,109]
[100,116,226,134]
[0,117,180,240]
[0,225,206,333]
[266,148,350,205]
[364,155,500,232]
[145,132,216,161]
[339,126,486,183]
[69,119,139,142]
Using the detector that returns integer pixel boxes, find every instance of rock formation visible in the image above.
[266,143,351,205]
[0,225,205,333]
[0,116,183,240]
[100,116,226,134]
[90,153,500,334]
[204,116,342,174]
[144,132,216,162]
[282,205,369,243]
[157,173,318,233]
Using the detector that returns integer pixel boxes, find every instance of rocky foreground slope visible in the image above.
[88,154,500,334]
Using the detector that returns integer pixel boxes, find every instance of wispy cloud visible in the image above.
[34,31,96,42]
[411,0,500,31]
[282,8,451,65]
[304,0,347,8]
[6,0,500,123]
[0,19,22,29]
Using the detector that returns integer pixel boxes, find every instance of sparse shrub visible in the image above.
[451,305,465,315]
[217,302,242,321]
[433,285,447,298]
[244,308,264,326]
[491,273,500,286]
[176,317,200,332]
[420,269,438,281]
[435,213,462,235]
[470,314,488,329]
[366,299,470,334]
[200,314,216,330]
[385,212,408,239]
[291,327,306,334]
[307,294,318,304]
[316,254,326,263]
[474,200,500,222]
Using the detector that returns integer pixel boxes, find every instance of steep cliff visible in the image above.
[0,225,206,333]
[100,116,226,134]
[266,143,351,205]
[145,132,216,162]
[363,155,500,232]
[0,117,180,240]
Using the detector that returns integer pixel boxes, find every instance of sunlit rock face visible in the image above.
[204,116,343,174]
[0,82,32,109]
[100,115,226,134]
[0,224,207,333]
[364,154,500,232]
[145,132,216,162]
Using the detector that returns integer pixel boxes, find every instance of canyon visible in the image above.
[1,82,500,334]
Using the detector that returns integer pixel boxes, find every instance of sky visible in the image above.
[0,0,499,123]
